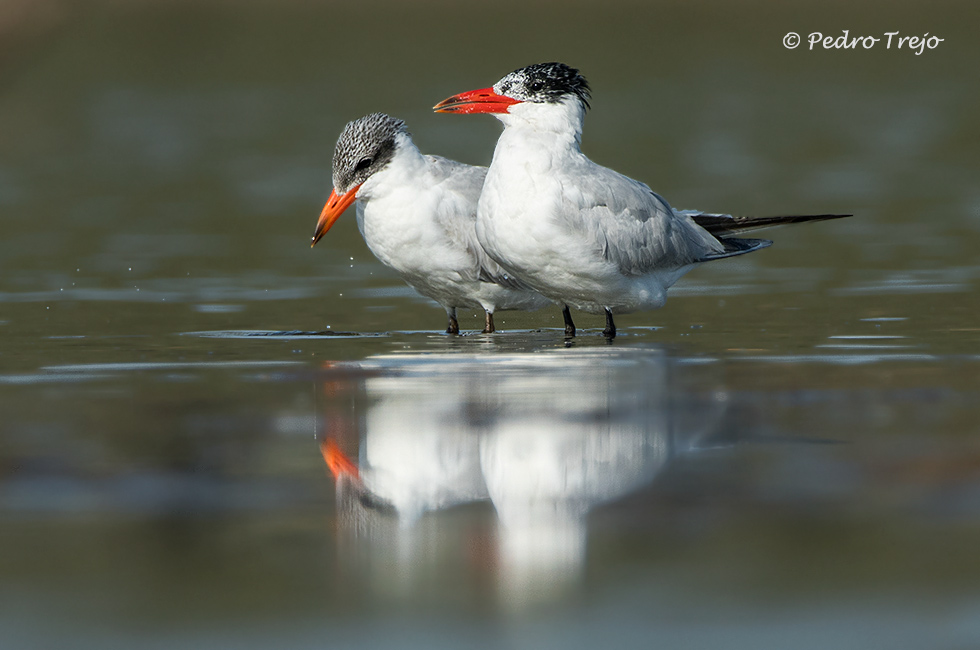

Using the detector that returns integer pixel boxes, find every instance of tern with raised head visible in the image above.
[435,62,850,338]
[312,113,548,334]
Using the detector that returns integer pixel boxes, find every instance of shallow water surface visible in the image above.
[1,1,979,648]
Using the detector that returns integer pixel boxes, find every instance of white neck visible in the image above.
[359,132,426,200]
[494,97,586,149]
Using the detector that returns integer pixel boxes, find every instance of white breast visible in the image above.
[354,139,549,315]
[476,107,716,314]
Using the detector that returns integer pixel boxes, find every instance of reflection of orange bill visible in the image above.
[321,438,359,479]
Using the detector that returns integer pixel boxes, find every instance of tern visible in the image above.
[311,113,548,334]
[435,62,850,338]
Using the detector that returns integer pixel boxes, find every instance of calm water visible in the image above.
[2,1,979,648]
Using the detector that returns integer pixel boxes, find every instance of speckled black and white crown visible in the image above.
[494,62,591,109]
[332,113,408,193]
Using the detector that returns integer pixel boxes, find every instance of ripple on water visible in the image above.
[187,330,389,340]
[860,317,909,322]
[734,353,980,365]
[832,268,978,296]
[193,304,246,313]
[40,360,304,373]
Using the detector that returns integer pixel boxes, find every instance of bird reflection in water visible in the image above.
[320,348,727,607]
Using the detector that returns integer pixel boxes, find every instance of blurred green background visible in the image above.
[1,1,979,648]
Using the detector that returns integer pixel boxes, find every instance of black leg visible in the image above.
[603,308,616,339]
[446,310,459,335]
[482,310,495,334]
[562,304,576,337]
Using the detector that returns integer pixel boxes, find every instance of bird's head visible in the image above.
[433,62,590,129]
[312,112,408,247]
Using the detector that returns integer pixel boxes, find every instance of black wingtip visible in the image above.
[692,213,853,236]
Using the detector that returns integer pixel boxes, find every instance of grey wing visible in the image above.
[560,164,726,275]
[425,156,534,290]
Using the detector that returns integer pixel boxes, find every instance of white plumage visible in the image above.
[477,98,727,316]
[313,113,548,334]
[435,62,847,337]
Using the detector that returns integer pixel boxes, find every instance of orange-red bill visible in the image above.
[433,87,520,114]
[311,184,361,247]
[321,439,359,480]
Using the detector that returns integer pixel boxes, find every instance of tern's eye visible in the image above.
[354,157,373,172]
[529,81,544,92]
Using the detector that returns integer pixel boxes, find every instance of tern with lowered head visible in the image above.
[312,113,548,334]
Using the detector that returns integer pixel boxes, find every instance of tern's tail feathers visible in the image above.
[685,212,852,237]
